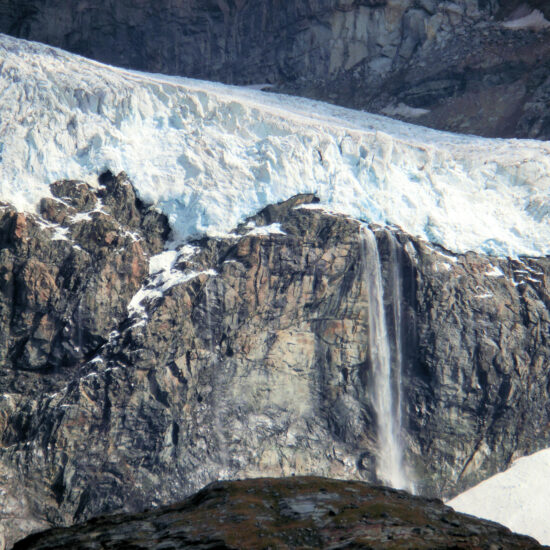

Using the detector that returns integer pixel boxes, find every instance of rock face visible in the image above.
[0,173,170,543]
[407,239,550,496]
[13,477,545,550]
[0,0,549,139]
[0,174,549,547]
[0,171,169,390]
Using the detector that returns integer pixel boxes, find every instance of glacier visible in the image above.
[448,448,550,545]
[0,33,549,257]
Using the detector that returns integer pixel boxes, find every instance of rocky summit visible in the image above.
[12,477,545,550]
[0,0,549,139]
[0,173,549,547]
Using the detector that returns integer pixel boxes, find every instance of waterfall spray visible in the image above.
[361,226,411,491]
[389,234,404,471]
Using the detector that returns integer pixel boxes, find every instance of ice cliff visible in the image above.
[0,34,549,257]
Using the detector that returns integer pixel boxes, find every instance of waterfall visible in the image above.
[389,234,404,472]
[361,226,411,491]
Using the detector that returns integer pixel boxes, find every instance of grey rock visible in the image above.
[0,171,169,389]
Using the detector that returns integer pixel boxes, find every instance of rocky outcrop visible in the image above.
[0,171,169,389]
[0,173,170,544]
[13,477,545,550]
[0,0,549,139]
[407,239,550,496]
[0,174,549,547]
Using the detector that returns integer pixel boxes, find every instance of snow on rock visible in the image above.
[502,9,550,31]
[128,245,215,320]
[1,34,550,258]
[381,102,431,118]
[246,222,286,236]
[447,448,550,545]
[485,265,504,277]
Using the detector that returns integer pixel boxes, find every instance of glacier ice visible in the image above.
[448,448,550,545]
[0,34,549,257]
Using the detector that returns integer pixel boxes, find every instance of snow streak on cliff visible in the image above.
[0,34,549,257]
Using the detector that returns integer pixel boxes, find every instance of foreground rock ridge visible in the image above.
[0,173,549,546]
[13,477,545,549]
[1,0,549,139]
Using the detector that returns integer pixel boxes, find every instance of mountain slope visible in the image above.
[0,175,549,547]
[0,34,549,258]
[0,33,549,549]
[1,0,550,139]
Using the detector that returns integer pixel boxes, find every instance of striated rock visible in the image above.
[13,477,545,549]
[0,174,548,547]
[0,1,549,138]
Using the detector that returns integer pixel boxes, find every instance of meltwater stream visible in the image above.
[361,227,412,491]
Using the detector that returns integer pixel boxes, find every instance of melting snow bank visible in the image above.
[1,34,550,258]
[447,448,550,545]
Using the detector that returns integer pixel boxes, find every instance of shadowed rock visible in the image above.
[13,477,546,549]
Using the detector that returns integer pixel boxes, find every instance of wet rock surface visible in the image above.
[13,477,545,550]
[0,174,548,546]
[0,0,549,139]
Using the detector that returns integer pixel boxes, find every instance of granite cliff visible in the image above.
[0,173,548,547]
[0,0,549,139]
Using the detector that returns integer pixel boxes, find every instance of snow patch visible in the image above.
[0,35,549,258]
[294,203,331,211]
[129,246,216,319]
[448,448,550,545]
[502,9,550,31]
[381,103,430,119]
[425,246,459,264]
[51,226,70,241]
[246,223,286,236]
[69,212,93,223]
[433,262,452,273]
[149,250,180,276]
[485,265,504,278]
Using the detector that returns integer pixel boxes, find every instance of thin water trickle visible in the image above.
[76,298,83,356]
[361,226,411,491]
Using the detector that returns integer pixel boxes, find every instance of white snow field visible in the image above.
[0,34,549,257]
[448,448,550,545]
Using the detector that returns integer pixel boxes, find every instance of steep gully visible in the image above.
[0,173,548,546]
